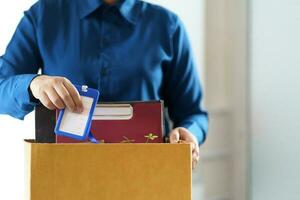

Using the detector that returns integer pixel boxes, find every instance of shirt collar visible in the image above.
[77,0,138,24]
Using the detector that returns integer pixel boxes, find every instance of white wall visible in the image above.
[202,0,249,200]
[250,0,300,199]
[0,1,36,200]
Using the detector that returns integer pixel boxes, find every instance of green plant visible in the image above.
[145,133,158,143]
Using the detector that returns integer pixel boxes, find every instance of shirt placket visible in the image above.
[98,8,112,100]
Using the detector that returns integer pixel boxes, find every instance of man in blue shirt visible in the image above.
[0,0,208,169]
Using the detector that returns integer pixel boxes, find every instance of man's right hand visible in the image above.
[29,75,83,113]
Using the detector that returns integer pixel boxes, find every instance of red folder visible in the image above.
[56,101,164,143]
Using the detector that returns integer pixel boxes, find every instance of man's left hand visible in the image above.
[169,127,200,170]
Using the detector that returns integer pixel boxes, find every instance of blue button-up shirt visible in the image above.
[0,0,208,144]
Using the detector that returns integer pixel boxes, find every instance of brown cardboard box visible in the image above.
[25,140,192,200]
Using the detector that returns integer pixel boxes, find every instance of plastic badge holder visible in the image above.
[54,85,100,142]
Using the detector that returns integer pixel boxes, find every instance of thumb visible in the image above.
[169,129,180,143]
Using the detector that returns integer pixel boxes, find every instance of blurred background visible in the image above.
[1,0,300,200]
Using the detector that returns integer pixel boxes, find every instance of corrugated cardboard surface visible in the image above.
[25,140,192,200]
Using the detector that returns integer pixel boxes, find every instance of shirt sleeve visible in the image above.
[165,17,208,145]
[0,3,42,120]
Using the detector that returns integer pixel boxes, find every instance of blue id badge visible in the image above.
[54,85,100,142]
